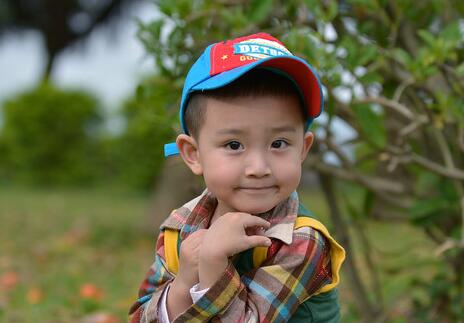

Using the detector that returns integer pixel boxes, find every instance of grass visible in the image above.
[0,185,438,322]
[0,186,156,322]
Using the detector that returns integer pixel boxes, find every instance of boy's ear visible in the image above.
[300,131,314,162]
[176,134,203,175]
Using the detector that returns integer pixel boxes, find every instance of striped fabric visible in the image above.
[129,190,332,322]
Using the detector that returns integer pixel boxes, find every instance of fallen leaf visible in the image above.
[27,287,43,304]
[80,283,104,301]
[0,271,19,290]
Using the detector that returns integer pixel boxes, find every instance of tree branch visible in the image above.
[410,153,464,180]
[459,126,464,153]
[354,96,415,120]
[306,159,411,208]
[320,138,408,194]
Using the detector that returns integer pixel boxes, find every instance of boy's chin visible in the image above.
[251,208,276,217]
[229,196,290,215]
[236,204,277,216]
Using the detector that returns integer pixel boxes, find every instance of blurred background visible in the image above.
[0,1,463,322]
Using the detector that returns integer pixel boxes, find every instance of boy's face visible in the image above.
[177,95,314,215]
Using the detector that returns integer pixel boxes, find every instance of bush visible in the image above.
[110,76,177,190]
[0,83,102,185]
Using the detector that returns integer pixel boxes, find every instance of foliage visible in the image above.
[0,77,176,190]
[0,84,102,185]
[110,76,177,190]
[137,0,464,321]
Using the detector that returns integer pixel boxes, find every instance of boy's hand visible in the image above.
[176,229,207,288]
[168,229,207,320]
[199,213,271,289]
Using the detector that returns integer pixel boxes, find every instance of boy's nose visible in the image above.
[245,152,271,178]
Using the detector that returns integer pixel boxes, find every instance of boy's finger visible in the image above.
[245,226,267,236]
[246,236,272,248]
[242,216,271,229]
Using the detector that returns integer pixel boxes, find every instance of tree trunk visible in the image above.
[318,172,382,322]
[145,157,202,232]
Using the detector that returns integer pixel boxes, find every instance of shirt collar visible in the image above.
[160,189,299,245]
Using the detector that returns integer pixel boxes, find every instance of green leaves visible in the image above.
[352,103,386,148]
[284,29,321,61]
[410,173,459,227]
[248,0,274,23]
[338,36,379,88]
[0,84,102,185]
[156,0,194,18]
[410,196,453,227]
[114,76,176,190]
[434,92,464,126]
[389,21,463,81]
[417,21,462,64]
[391,48,412,67]
[219,6,248,30]
[303,0,338,22]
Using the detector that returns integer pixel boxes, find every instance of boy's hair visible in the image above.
[184,68,306,139]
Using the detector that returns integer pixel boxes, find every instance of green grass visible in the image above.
[0,186,438,322]
[0,186,156,322]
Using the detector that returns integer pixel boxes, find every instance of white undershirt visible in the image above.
[159,283,209,322]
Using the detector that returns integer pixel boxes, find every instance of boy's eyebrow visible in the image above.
[215,126,297,135]
[216,128,244,135]
[270,126,297,133]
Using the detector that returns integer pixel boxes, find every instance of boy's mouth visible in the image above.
[238,186,277,191]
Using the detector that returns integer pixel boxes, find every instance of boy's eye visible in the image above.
[271,140,288,149]
[225,141,243,150]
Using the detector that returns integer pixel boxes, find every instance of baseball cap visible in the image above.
[164,32,324,157]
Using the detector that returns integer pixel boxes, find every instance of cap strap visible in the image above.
[164,142,179,157]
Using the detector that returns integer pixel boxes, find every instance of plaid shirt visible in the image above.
[129,190,332,323]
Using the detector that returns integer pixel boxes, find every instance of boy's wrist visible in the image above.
[198,251,228,290]
[167,278,193,320]
[170,277,191,296]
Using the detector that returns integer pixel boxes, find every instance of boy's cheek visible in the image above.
[204,169,235,188]
[202,155,235,173]
[201,159,236,181]
[275,163,302,188]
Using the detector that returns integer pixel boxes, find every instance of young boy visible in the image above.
[129,33,345,323]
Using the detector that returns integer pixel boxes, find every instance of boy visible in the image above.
[129,33,345,323]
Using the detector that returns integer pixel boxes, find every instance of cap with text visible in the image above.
[164,32,324,157]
